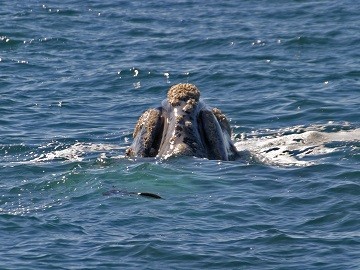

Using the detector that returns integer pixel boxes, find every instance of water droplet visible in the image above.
[133,82,141,89]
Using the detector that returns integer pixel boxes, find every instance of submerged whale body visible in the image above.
[126,83,238,161]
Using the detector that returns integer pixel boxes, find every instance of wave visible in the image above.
[234,124,359,167]
[3,123,358,168]
[1,141,125,166]
[32,142,124,162]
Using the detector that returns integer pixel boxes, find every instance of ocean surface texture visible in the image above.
[1,0,359,269]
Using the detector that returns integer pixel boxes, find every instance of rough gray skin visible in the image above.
[126,83,238,161]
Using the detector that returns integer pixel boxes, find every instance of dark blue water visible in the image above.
[1,1,359,269]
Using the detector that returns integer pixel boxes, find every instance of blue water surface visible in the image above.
[1,0,359,269]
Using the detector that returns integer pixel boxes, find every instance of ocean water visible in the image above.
[1,0,359,269]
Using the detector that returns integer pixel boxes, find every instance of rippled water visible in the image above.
[1,0,359,269]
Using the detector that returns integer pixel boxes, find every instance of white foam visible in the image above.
[234,127,359,167]
[32,143,124,163]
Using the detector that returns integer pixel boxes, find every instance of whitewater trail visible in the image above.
[234,126,359,166]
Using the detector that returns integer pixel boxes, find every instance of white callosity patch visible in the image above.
[168,107,179,152]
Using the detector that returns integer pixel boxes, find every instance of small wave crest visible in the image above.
[33,142,124,162]
[2,141,125,166]
[234,124,359,167]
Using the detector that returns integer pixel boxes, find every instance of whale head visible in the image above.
[126,83,238,161]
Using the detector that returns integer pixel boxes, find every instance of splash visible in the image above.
[1,142,126,165]
[234,126,359,166]
[33,142,124,162]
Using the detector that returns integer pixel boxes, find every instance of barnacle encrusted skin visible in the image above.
[212,107,231,136]
[133,111,147,139]
[201,110,218,142]
[182,98,197,113]
[167,83,200,106]
[133,108,160,139]
[125,147,134,157]
[128,108,162,157]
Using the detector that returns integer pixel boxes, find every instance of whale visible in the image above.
[126,83,238,161]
